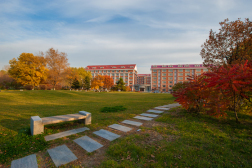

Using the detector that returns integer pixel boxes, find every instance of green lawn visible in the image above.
[0,90,175,164]
[101,108,252,168]
[1,90,251,167]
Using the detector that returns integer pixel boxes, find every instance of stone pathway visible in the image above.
[134,116,153,120]
[93,129,121,141]
[44,127,89,141]
[10,103,180,168]
[74,136,103,152]
[47,145,77,167]
[11,154,38,168]
[108,124,132,132]
[122,120,143,126]
[140,113,159,118]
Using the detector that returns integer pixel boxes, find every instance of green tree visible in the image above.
[116,78,126,91]
[83,76,91,90]
[71,77,80,89]
[8,53,47,89]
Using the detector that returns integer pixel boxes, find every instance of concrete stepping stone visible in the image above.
[134,116,153,121]
[163,103,181,108]
[47,145,77,167]
[140,113,159,118]
[74,136,103,152]
[154,107,170,110]
[122,120,143,126]
[45,127,90,141]
[93,129,120,141]
[146,109,163,114]
[108,124,132,132]
[11,154,38,168]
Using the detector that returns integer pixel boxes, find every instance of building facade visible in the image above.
[151,64,208,92]
[85,64,137,90]
[135,74,151,92]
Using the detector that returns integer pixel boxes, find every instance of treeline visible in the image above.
[172,18,252,123]
[0,48,92,90]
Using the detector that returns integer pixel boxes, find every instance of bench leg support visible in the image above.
[79,111,91,125]
[31,116,44,135]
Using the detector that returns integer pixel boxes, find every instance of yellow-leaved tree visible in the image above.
[91,75,104,91]
[8,53,47,89]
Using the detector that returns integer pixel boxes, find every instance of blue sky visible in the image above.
[0,0,251,73]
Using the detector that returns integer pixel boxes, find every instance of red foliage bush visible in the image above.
[39,84,47,90]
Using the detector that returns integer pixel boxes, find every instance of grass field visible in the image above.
[1,90,252,167]
[0,90,175,164]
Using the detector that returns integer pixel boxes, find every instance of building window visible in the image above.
[103,70,106,73]
[162,81,166,83]
[186,73,190,76]
[103,73,106,75]
[116,77,119,79]
[120,73,123,76]
[168,73,173,76]
[108,70,110,72]
[196,69,201,72]
[126,70,128,72]
[130,72,133,74]
[179,69,183,72]
[130,83,132,84]
[163,89,166,91]
[169,81,173,84]
[179,77,183,80]
[116,70,119,72]
[179,73,183,76]
[162,73,166,76]
[197,73,201,75]
[153,81,157,83]
[203,69,208,72]
[169,77,173,80]
[108,73,110,76]
[162,70,166,72]
[116,73,119,76]
[153,70,157,72]
[163,85,166,87]
[130,79,133,81]
[112,70,115,72]
[95,70,98,73]
[153,73,157,76]
[99,70,102,73]
[169,85,172,87]
[112,74,114,76]
[153,77,157,80]
[168,70,173,72]
[162,77,166,80]
[185,69,190,72]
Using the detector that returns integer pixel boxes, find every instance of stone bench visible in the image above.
[30,111,91,135]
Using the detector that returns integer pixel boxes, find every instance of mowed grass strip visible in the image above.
[100,107,252,168]
[0,90,175,164]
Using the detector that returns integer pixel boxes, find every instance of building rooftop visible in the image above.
[151,64,206,69]
[86,64,137,70]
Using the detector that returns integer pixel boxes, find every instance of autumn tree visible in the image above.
[201,18,252,68]
[45,48,69,90]
[8,53,47,88]
[64,67,79,88]
[76,67,92,88]
[0,69,15,89]
[91,75,104,91]
[103,75,114,90]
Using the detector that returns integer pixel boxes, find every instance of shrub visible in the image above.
[46,84,53,90]
[24,85,33,90]
[101,106,127,113]
[39,84,47,90]
[55,84,62,90]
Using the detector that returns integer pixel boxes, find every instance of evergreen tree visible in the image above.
[116,78,126,91]
[71,77,80,89]
[84,76,91,90]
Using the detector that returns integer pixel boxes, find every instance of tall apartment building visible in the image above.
[151,64,208,92]
[85,64,137,90]
[135,74,151,92]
